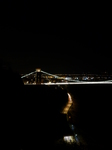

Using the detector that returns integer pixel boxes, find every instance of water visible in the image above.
[66,84,112,148]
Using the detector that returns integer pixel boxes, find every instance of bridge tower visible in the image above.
[35,68,41,84]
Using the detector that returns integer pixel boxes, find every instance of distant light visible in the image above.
[67,93,72,102]
[63,136,75,143]
[65,77,72,80]
[36,68,41,72]
[75,134,79,144]
[70,124,75,130]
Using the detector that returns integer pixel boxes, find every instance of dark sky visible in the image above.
[0,1,112,74]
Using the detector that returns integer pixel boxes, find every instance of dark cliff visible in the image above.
[0,62,68,149]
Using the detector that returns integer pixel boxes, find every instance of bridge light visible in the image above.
[36,68,41,72]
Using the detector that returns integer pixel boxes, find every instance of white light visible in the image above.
[36,68,41,72]
[43,81,112,85]
[63,136,75,143]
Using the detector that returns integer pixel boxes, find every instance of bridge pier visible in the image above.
[35,68,41,84]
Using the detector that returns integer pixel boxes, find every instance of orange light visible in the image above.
[36,68,41,72]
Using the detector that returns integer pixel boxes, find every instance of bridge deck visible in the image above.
[24,81,112,85]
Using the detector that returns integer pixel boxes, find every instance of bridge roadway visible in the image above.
[24,81,112,85]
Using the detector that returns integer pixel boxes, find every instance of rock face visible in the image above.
[0,62,69,149]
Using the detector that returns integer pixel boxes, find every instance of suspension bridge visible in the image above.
[21,69,112,85]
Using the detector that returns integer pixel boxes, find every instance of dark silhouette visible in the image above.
[0,60,24,149]
[0,60,71,150]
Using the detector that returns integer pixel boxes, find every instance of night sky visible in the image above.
[0,2,112,74]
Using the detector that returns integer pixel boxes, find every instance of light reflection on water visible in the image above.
[61,93,72,114]
[66,84,112,147]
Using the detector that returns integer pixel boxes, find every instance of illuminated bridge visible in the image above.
[21,69,112,85]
